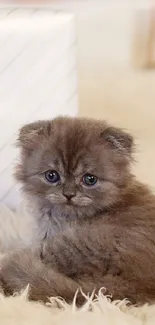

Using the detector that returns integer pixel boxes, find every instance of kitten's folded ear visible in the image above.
[101,126,134,155]
[17,120,52,149]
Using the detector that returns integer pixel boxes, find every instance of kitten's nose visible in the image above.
[63,182,76,201]
[64,193,75,200]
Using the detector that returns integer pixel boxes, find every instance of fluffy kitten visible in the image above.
[0,116,155,305]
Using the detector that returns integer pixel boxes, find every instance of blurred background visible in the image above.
[0,0,155,208]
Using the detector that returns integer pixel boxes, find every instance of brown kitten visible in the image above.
[0,116,155,305]
[14,117,134,238]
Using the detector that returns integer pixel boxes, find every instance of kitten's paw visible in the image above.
[0,250,37,295]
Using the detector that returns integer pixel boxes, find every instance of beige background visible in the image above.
[49,0,155,188]
[3,0,155,187]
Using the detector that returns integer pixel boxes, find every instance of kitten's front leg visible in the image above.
[40,223,119,277]
[0,250,85,303]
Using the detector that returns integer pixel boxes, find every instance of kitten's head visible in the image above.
[15,117,134,218]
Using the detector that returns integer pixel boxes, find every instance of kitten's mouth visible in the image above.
[65,200,73,205]
[64,198,79,207]
[47,194,92,207]
[63,196,92,207]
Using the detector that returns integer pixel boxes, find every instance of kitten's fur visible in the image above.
[1,116,155,304]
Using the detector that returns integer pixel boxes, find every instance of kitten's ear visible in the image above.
[101,126,134,155]
[17,120,52,149]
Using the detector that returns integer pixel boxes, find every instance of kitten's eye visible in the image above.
[44,170,60,183]
[82,174,98,186]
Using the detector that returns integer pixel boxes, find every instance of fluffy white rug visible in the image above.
[0,204,155,325]
[0,288,155,325]
[0,204,42,254]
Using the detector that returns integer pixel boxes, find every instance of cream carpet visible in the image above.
[0,288,155,325]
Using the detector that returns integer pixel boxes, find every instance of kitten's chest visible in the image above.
[27,200,75,240]
[41,209,76,239]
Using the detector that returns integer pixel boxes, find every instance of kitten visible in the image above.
[0,116,155,305]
